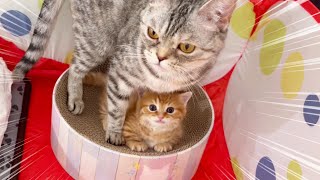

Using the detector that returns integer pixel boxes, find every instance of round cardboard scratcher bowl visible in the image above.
[51,70,214,180]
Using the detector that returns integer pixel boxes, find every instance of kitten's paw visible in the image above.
[68,98,84,115]
[154,143,173,153]
[127,141,148,152]
[106,131,125,146]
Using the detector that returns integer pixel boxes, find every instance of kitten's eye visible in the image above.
[178,43,196,54]
[147,27,159,40]
[149,104,157,112]
[166,107,175,114]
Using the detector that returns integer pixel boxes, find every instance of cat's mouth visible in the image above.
[155,120,165,124]
[152,63,167,72]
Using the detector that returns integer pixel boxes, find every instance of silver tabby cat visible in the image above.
[12,0,235,145]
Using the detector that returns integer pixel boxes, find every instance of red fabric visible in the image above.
[300,0,320,23]
[0,36,235,179]
[1,38,71,179]
[249,0,282,36]
[193,71,235,180]
[17,61,71,180]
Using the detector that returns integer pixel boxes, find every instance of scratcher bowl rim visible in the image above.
[52,69,214,158]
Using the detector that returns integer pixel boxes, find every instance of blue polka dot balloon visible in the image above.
[256,156,276,180]
[0,10,32,36]
[303,94,320,127]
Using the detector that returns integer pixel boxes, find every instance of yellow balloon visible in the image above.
[230,2,256,39]
[281,52,304,99]
[231,158,243,180]
[260,20,286,75]
[38,0,44,8]
[287,160,302,180]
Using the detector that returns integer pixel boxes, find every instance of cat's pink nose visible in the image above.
[158,116,164,121]
[157,53,167,62]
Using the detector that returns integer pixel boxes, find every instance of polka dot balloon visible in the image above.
[255,157,276,180]
[0,10,32,36]
[303,94,320,126]
[0,0,74,62]
[224,1,320,180]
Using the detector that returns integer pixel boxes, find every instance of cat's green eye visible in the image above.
[178,43,196,54]
[147,27,159,40]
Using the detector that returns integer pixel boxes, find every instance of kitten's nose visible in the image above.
[157,53,167,62]
[158,116,164,121]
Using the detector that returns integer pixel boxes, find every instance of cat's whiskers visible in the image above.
[123,56,141,60]
[123,53,144,57]
[172,65,200,87]
[177,66,203,96]
[171,65,201,105]
[116,44,144,51]
[117,44,142,48]
[121,45,146,61]
[178,77,198,107]
[171,73,196,103]
[122,55,141,57]
[119,45,145,58]
[122,52,145,60]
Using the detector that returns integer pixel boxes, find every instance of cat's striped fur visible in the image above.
[12,0,236,145]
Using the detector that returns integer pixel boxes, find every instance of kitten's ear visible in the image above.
[198,0,236,31]
[137,88,145,98]
[180,92,193,106]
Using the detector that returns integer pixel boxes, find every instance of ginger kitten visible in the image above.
[121,91,192,152]
[84,73,192,152]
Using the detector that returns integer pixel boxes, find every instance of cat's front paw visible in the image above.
[106,131,125,146]
[154,143,173,153]
[68,97,84,115]
[126,141,148,152]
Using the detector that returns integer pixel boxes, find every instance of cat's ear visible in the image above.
[180,92,193,106]
[198,0,236,31]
